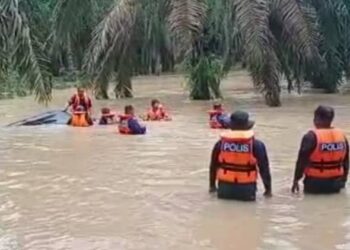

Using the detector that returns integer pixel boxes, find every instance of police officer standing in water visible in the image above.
[292,105,349,194]
[209,111,272,201]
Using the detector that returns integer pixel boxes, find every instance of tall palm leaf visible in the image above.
[51,0,113,77]
[306,0,350,92]
[83,0,138,98]
[168,0,207,50]
[234,0,281,106]
[234,0,319,106]
[0,0,51,102]
[135,0,172,75]
[272,0,318,63]
[168,0,228,100]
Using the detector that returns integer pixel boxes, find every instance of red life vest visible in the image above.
[71,94,91,111]
[118,115,132,134]
[209,110,223,129]
[217,130,258,184]
[305,129,346,179]
[147,106,166,121]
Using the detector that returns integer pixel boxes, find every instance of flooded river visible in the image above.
[1,72,350,250]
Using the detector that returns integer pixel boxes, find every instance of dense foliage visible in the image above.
[1,0,350,106]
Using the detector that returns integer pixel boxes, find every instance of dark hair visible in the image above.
[314,105,334,122]
[151,99,160,106]
[125,105,134,114]
[213,103,222,109]
[101,107,110,114]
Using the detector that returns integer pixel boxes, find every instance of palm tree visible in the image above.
[0,0,52,102]
[84,0,175,99]
[180,0,238,100]
[1,0,321,106]
[84,0,318,106]
[234,0,320,105]
[304,0,350,93]
[51,0,114,97]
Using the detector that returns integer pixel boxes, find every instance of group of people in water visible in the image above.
[64,88,349,201]
[64,87,171,134]
[64,87,232,133]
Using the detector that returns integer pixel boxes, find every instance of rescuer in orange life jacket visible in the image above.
[144,99,171,121]
[65,87,93,127]
[67,105,93,127]
[118,105,146,135]
[292,105,349,194]
[65,87,92,114]
[209,111,272,201]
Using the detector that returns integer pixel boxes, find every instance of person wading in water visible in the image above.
[143,99,171,121]
[209,111,272,201]
[118,105,147,135]
[65,87,93,126]
[292,105,349,194]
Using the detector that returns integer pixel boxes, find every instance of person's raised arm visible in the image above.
[64,96,74,112]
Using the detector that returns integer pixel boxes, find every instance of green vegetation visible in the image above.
[1,0,350,106]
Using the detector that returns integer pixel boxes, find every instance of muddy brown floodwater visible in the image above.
[1,72,350,250]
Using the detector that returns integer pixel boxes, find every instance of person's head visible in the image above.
[151,99,160,109]
[77,87,85,98]
[230,110,254,130]
[313,105,334,128]
[213,102,222,111]
[125,105,134,115]
[101,107,113,117]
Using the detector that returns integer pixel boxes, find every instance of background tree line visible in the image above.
[1,0,350,106]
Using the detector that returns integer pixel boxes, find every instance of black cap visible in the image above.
[230,110,255,130]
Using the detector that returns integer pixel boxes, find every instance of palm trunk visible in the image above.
[114,77,133,98]
[66,37,76,81]
[161,50,175,72]
[95,83,109,99]
[264,88,281,107]
[340,67,350,93]
[286,74,293,93]
[189,42,212,100]
[58,54,65,75]
[190,81,211,100]
[94,74,109,99]
[296,77,301,94]
[155,53,161,76]
[341,78,350,94]
[264,78,281,107]
[114,63,133,98]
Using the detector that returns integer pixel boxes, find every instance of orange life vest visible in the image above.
[209,110,223,129]
[217,130,257,184]
[147,106,166,121]
[118,115,132,134]
[305,129,347,179]
[70,112,90,127]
